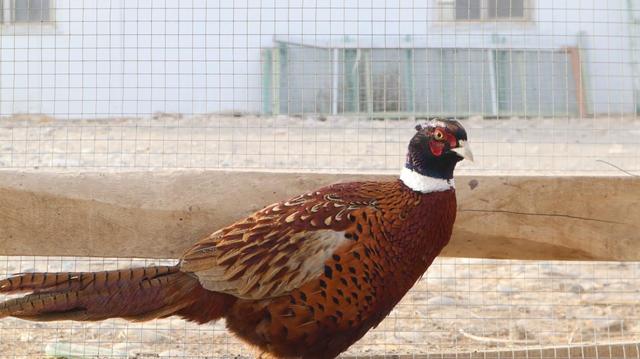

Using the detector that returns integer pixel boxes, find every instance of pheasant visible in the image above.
[0,119,472,358]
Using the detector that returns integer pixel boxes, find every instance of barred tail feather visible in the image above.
[0,266,233,323]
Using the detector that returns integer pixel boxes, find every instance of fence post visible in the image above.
[404,48,415,114]
[344,48,360,113]
[261,49,273,115]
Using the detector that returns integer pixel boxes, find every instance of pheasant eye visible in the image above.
[433,130,445,141]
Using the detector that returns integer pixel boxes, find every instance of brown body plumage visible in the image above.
[220,180,457,358]
[0,119,471,358]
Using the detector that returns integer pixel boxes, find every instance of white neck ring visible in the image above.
[399,167,455,193]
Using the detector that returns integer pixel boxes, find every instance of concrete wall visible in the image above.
[0,0,635,118]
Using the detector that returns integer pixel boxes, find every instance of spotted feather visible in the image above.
[180,185,379,300]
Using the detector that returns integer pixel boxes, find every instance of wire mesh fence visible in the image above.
[0,0,639,358]
[1,115,638,174]
[3,257,640,358]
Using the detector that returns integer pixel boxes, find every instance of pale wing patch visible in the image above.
[192,230,350,300]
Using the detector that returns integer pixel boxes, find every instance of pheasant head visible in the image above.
[402,119,473,192]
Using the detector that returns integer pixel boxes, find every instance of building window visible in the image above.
[455,0,481,20]
[2,0,52,22]
[488,0,525,19]
[453,0,529,21]
[13,0,50,22]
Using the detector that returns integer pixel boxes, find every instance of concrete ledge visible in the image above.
[0,170,638,261]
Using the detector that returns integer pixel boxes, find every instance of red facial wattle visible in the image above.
[445,133,458,148]
[429,140,445,156]
[429,131,459,157]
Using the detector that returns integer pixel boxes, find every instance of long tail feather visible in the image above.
[0,266,233,323]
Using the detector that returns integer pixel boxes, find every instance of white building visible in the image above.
[0,0,638,118]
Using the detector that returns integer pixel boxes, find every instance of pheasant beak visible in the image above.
[451,140,474,162]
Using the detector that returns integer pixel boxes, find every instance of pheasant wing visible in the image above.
[180,183,380,300]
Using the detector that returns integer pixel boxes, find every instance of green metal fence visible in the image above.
[262,41,583,118]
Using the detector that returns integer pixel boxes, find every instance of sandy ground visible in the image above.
[0,113,638,175]
[0,114,639,358]
[2,257,640,358]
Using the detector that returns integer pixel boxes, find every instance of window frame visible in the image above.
[487,0,526,20]
[446,0,533,23]
[454,0,482,21]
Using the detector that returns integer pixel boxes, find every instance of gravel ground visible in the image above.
[2,257,640,358]
[0,114,639,358]
[0,113,638,175]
